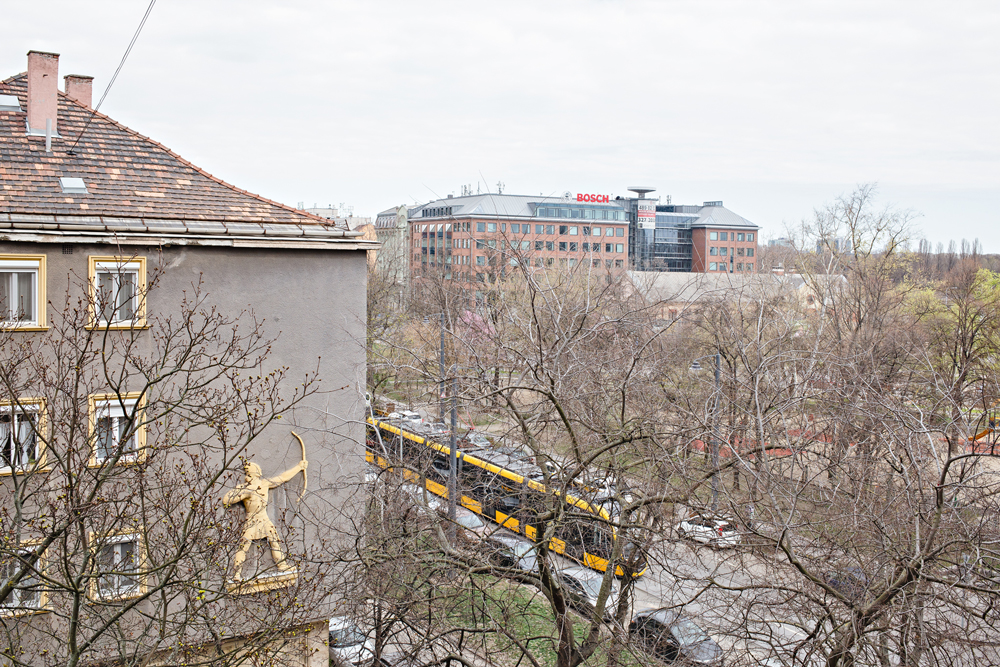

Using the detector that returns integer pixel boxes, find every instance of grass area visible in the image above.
[430,575,642,667]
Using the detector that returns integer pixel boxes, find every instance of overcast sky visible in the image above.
[6,1,1000,250]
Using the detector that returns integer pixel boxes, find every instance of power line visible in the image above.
[67,0,158,155]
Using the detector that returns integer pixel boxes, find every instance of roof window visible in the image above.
[59,177,89,194]
[0,95,22,112]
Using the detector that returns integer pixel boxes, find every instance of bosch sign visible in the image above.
[577,193,610,203]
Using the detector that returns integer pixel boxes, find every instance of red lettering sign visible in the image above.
[576,194,610,203]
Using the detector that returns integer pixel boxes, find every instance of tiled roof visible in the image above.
[0,73,346,231]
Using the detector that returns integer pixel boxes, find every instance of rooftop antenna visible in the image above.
[628,186,656,199]
[496,181,504,194]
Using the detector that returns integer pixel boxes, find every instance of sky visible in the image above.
[5,1,1000,250]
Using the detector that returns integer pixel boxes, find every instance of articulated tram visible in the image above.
[366,415,647,577]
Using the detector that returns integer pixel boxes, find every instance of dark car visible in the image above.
[628,608,724,666]
[483,532,537,572]
[822,567,868,601]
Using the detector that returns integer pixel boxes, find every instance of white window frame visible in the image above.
[0,545,46,615]
[0,401,43,474]
[89,393,145,466]
[89,256,147,329]
[93,533,143,600]
[0,256,46,330]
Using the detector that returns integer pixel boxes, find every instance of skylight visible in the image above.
[59,177,88,194]
[0,94,21,112]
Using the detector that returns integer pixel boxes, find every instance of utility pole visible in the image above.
[439,312,446,423]
[448,370,458,543]
[712,352,721,513]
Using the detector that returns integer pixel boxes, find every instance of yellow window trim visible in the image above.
[87,529,148,602]
[86,255,147,330]
[0,539,50,617]
[87,392,148,467]
[0,398,47,477]
[0,254,47,331]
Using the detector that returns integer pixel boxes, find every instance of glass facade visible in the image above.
[629,208,695,271]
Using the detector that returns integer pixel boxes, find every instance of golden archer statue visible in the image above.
[223,433,308,582]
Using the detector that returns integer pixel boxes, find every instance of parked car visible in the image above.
[483,532,537,572]
[329,616,375,666]
[556,566,621,620]
[387,410,422,425]
[628,608,724,666]
[822,567,868,601]
[676,516,740,548]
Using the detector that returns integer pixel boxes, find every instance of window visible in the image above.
[582,226,590,236]
[709,232,718,241]
[535,241,544,251]
[592,227,601,236]
[559,226,568,235]
[569,242,578,252]
[521,241,530,250]
[0,256,46,329]
[476,256,486,266]
[476,240,486,249]
[94,534,143,599]
[605,243,612,252]
[546,241,554,251]
[616,244,624,253]
[487,223,496,233]
[747,263,754,271]
[582,243,590,252]
[89,257,146,329]
[1,547,44,614]
[614,260,623,268]
[747,233,754,242]
[720,232,728,241]
[720,247,728,256]
[534,258,543,267]
[90,393,145,466]
[709,262,718,271]
[710,247,718,256]
[747,248,754,257]
[546,225,555,235]
[569,226,578,236]
[476,222,486,232]
[606,228,614,237]
[569,258,577,267]
[559,242,567,252]
[535,225,544,234]
[737,248,745,257]
[737,233,745,242]
[615,228,624,237]
[511,224,520,234]
[0,401,43,473]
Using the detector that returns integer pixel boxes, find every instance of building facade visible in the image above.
[407,193,630,287]
[0,51,373,665]
[391,188,758,289]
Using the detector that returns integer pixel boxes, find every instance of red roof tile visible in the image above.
[0,73,337,228]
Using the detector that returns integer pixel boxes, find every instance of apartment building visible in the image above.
[0,51,373,665]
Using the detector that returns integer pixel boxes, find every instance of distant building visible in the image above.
[374,204,413,290]
[407,192,630,287]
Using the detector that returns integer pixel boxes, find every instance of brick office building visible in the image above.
[408,192,630,287]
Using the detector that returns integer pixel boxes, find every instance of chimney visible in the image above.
[27,50,60,136]
[64,74,94,108]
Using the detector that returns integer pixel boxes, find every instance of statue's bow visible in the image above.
[292,431,307,502]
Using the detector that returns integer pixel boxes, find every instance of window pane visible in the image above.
[119,272,136,321]
[15,273,33,321]
[0,273,9,320]
[97,417,114,460]
[98,272,115,322]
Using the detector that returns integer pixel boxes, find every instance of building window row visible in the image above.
[0,255,146,331]
[708,231,754,242]
[415,224,625,238]
[708,247,754,257]
[708,262,754,272]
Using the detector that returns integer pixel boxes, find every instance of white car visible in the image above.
[329,616,375,666]
[676,517,741,548]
